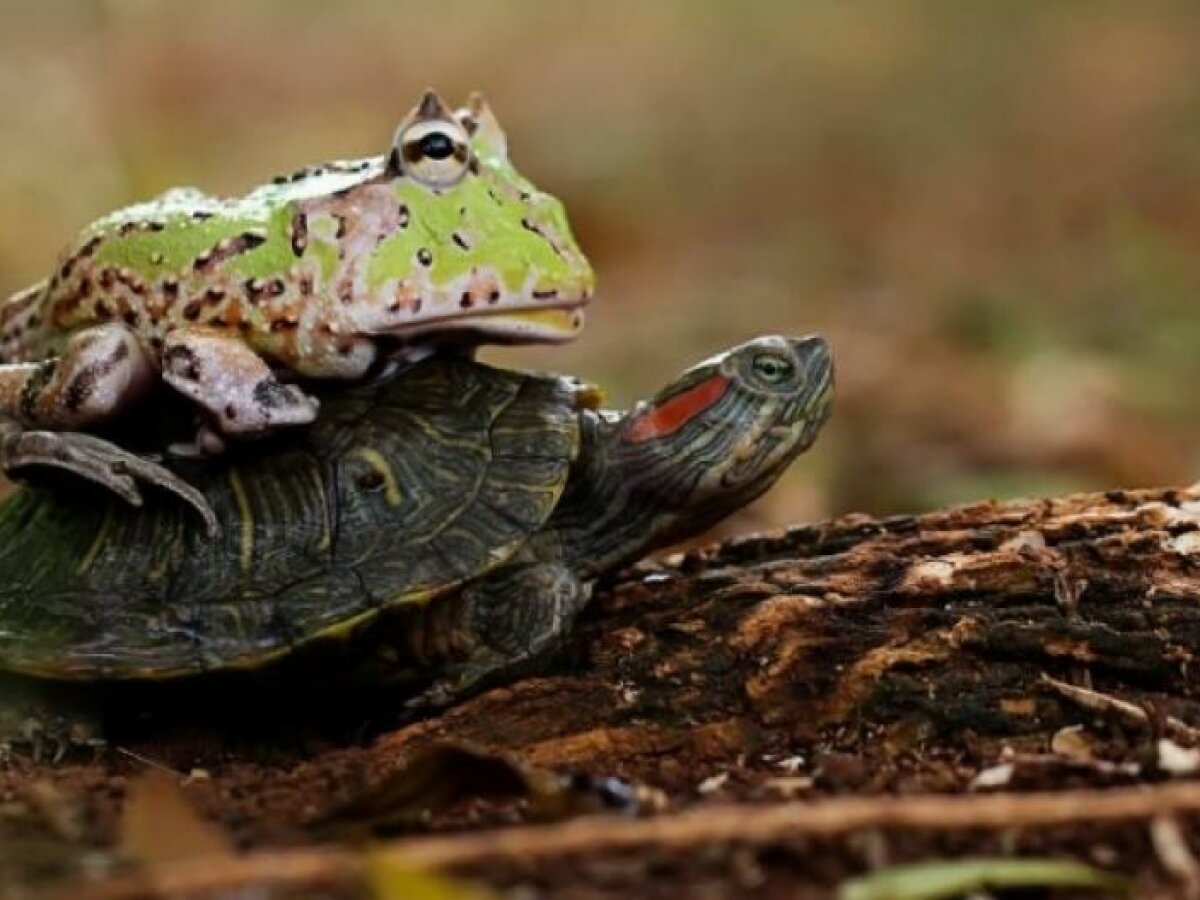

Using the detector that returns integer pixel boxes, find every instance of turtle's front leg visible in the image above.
[0,322,158,430]
[0,324,219,535]
[0,676,104,765]
[406,562,591,712]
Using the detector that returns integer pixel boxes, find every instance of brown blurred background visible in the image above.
[1,0,1198,534]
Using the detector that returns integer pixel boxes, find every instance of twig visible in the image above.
[48,781,1200,900]
[1149,816,1200,898]
[53,848,358,900]
[1040,674,1200,743]
[113,746,185,780]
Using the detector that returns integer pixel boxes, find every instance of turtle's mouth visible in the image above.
[387,297,588,344]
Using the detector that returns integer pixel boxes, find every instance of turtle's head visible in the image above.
[607,334,833,538]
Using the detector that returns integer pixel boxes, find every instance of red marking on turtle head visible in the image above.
[624,373,730,444]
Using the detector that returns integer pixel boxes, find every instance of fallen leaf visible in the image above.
[314,742,651,835]
[120,770,233,866]
[1051,724,1095,761]
[968,763,1014,791]
[775,754,806,773]
[1157,739,1200,776]
[839,857,1130,900]
[364,852,495,900]
[697,772,730,795]
[760,775,814,798]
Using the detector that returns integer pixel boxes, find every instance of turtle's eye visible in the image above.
[751,352,795,385]
[395,120,472,188]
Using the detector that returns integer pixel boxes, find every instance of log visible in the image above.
[383,485,1200,777]
[7,485,1200,897]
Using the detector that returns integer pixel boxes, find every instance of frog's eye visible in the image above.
[392,91,474,189]
[395,119,472,189]
[750,352,795,385]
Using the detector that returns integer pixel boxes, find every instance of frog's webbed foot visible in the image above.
[0,322,218,530]
[162,328,319,438]
[0,423,219,537]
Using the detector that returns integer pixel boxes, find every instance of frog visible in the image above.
[0,90,595,534]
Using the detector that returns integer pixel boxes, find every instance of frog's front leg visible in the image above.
[161,327,320,445]
[0,322,156,429]
[0,324,219,535]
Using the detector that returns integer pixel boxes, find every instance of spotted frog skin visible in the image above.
[0,91,594,531]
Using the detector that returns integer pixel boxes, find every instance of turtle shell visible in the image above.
[0,354,580,680]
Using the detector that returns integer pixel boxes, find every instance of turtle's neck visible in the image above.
[546,408,727,580]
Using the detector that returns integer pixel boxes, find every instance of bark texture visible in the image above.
[387,486,1200,776]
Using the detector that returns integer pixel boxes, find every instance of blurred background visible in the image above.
[0,0,1199,535]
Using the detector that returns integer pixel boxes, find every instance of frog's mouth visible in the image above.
[390,300,587,344]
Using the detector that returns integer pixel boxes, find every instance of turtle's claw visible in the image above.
[402,655,508,715]
[0,426,219,537]
[3,712,104,764]
[0,676,105,765]
[403,680,459,715]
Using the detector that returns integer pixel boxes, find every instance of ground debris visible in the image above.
[119,771,233,866]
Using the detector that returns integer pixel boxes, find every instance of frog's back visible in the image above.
[0,354,579,680]
[0,160,391,366]
[0,91,597,372]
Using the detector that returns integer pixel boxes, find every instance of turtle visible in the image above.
[0,334,832,746]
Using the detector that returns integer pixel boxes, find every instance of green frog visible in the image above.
[0,91,595,533]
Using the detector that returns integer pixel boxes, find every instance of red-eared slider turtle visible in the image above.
[0,334,831,733]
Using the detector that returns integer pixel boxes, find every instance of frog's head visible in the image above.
[366,90,595,346]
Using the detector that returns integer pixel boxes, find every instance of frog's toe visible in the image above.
[246,378,320,429]
[2,429,145,506]
[96,442,219,538]
[0,429,218,537]
[200,378,319,436]
[162,328,318,437]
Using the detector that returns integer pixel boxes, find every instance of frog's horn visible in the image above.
[390,90,463,173]
[460,91,508,160]
[412,88,455,123]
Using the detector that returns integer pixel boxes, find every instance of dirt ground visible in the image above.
[4,486,1200,897]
